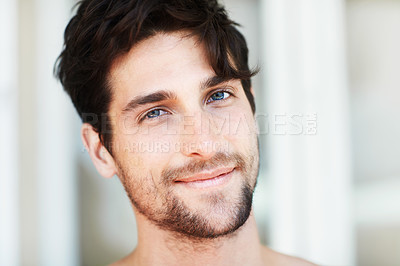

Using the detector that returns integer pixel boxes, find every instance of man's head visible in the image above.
[56,0,259,240]
[56,0,256,150]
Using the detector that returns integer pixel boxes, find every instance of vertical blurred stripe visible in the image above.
[260,0,354,264]
[35,0,79,265]
[0,0,19,265]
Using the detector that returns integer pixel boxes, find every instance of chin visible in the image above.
[159,181,254,239]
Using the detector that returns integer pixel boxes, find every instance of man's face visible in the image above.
[107,32,259,239]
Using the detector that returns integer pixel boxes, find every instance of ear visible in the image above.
[250,87,255,98]
[81,123,117,178]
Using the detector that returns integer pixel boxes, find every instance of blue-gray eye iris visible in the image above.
[211,91,225,101]
[146,109,161,118]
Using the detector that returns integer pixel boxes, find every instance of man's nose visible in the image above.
[178,112,220,160]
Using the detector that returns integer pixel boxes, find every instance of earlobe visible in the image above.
[250,87,255,98]
[81,123,117,178]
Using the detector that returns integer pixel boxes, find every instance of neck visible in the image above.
[126,210,264,266]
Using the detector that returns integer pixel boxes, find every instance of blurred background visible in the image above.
[1,0,399,265]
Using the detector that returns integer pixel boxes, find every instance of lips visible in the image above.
[174,167,235,183]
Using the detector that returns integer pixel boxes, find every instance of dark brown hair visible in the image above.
[55,0,257,151]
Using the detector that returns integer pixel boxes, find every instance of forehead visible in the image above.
[108,32,214,106]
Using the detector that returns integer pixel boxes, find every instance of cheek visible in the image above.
[217,107,257,153]
[114,128,178,172]
[224,110,256,138]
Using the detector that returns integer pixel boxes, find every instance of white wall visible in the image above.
[347,1,400,265]
[260,0,354,264]
[0,1,19,265]
[35,0,79,265]
[17,0,79,265]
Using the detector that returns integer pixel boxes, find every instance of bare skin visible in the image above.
[111,212,315,266]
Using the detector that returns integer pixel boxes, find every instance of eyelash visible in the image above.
[139,107,170,122]
[206,89,233,104]
[140,89,234,122]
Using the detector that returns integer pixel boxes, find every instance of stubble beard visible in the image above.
[117,144,259,240]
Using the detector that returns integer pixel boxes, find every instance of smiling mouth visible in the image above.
[174,167,235,188]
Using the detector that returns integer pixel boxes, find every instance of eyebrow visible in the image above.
[122,90,177,113]
[121,75,233,113]
[200,75,233,91]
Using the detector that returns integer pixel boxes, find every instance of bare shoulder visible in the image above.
[261,246,318,266]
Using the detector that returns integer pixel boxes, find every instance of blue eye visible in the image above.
[144,109,167,119]
[207,91,231,103]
